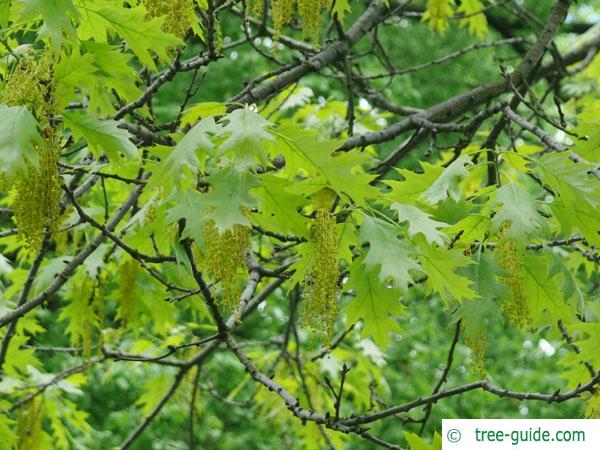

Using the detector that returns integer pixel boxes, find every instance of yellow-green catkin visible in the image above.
[71,275,103,357]
[463,326,486,376]
[143,201,159,225]
[143,0,196,38]
[1,55,61,253]
[268,0,324,42]
[249,0,264,17]
[0,54,54,114]
[214,16,224,54]
[297,0,325,42]
[95,274,106,339]
[497,238,531,329]
[117,260,139,327]
[302,208,340,340]
[204,221,250,313]
[12,131,61,252]
[16,398,46,450]
[270,0,295,40]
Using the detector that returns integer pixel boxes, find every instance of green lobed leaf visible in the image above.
[216,108,274,165]
[0,105,42,182]
[75,2,181,70]
[54,50,97,109]
[447,214,491,245]
[384,161,444,205]
[165,188,206,243]
[63,113,138,161]
[523,254,573,327]
[536,152,598,206]
[333,0,352,23]
[252,174,309,237]
[83,41,143,114]
[404,431,442,450]
[417,238,476,303]
[167,167,260,238]
[20,0,78,50]
[536,152,599,246]
[458,0,488,39]
[200,168,260,233]
[149,118,216,191]
[420,154,471,204]
[491,183,548,241]
[344,259,405,349]
[359,215,422,291]
[278,124,379,206]
[181,102,227,127]
[392,203,448,246]
[135,373,174,416]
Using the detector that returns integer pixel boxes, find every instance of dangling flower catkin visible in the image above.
[270,0,295,41]
[143,0,196,38]
[266,0,325,43]
[1,54,61,252]
[0,54,54,113]
[61,275,103,357]
[143,199,159,225]
[497,238,531,329]
[117,260,139,327]
[214,16,224,54]
[463,326,486,376]
[301,208,340,340]
[249,0,264,17]
[204,221,250,313]
[297,0,325,42]
[12,131,61,252]
[16,398,46,450]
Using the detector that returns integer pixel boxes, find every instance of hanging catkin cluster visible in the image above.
[249,0,264,16]
[269,0,294,40]
[297,0,327,43]
[204,220,250,313]
[0,54,54,112]
[117,260,139,327]
[143,198,159,225]
[249,0,325,42]
[463,326,486,376]
[301,208,340,340]
[67,275,104,357]
[16,398,46,450]
[12,131,61,252]
[497,238,531,329]
[143,0,196,38]
[0,55,61,252]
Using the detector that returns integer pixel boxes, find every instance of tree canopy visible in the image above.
[0,1,599,449]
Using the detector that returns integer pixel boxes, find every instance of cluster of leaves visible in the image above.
[249,0,354,42]
[0,0,598,449]
[423,0,487,37]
